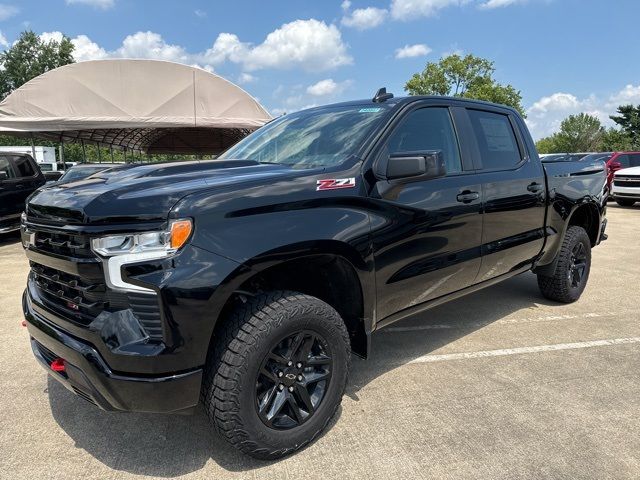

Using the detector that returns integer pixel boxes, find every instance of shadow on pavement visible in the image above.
[0,230,21,246]
[47,272,559,476]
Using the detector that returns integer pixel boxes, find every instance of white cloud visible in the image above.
[194,9,206,18]
[0,30,7,47]
[65,0,115,9]
[479,0,526,8]
[48,20,352,74]
[342,7,388,30]
[238,72,256,84]
[306,78,352,96]
[341,0,352,10]
[390,0,461,20]
[395,43,432,59]
[526,85,640,140]
[239,19,352,72]
[0,3,18,21]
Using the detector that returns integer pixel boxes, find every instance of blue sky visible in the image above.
[1,0,639,139]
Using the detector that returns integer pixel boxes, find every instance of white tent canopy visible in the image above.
[0,59,271,154]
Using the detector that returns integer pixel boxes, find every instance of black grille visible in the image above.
[32,263,107,324]
[127,292,164,339]
[614,176,640,188]
[34,230,94,258]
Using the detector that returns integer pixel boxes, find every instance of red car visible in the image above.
[583,152,640,189]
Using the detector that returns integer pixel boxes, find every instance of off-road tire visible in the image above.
[537,225,591,303]
[616,199,636,207]
[202,291,351,459]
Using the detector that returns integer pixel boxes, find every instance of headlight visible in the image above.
[92,219,192,257]
[92,219,192,292]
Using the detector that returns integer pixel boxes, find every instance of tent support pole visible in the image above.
[110,145,114,162]
[81,140,87,163]
[30,134,36,160]
[97,143,102,163]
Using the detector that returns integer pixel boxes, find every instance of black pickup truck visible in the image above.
[0,153,45,233]
[21,93,607,459]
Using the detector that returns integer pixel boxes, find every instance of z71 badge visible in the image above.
[316,178,356,191]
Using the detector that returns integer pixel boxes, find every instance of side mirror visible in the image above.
[387,151,447,180]
[0,171,8,181]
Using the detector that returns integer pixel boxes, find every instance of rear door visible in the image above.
[370,103,484,320]
[465,108,547,282]
[0,155,43,224]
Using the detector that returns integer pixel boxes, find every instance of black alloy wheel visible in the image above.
[568,241,587,289]
[256,330,332,430]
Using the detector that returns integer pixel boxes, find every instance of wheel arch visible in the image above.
[206,241,375,360]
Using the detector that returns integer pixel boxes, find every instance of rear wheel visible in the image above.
[615,199,636,207]
[202,291,350,459]
[537,225,591,303]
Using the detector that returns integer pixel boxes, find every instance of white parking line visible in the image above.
[408,337,640,364]
[383,312,619,332]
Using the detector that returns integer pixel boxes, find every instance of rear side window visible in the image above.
[617,155,630,168]
[468,109,522,170]
[0,157,15,179]
[12,156,36,177]
[387,107,462,174]
[629,154,640,167]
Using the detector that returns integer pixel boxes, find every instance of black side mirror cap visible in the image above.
[0,171,8,181]
[386,150,447,181]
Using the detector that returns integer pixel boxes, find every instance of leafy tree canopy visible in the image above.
[610,104,640,149]
[404,54,525,116]
[0,30,74,100]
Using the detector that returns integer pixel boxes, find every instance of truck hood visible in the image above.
[26,160,306,225]
[615,166,640,176]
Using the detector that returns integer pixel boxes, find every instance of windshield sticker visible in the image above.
[317,178,356,191]
[359,107,382,113]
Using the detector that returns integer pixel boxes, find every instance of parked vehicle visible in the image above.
[0,153,45,233]
[611,166,640,206]
[539,153,591,163]
[55,163,130,184]
[21,93,608,459]
[596,152,640,189]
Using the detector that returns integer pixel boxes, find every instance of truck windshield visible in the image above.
[218,105,390,168]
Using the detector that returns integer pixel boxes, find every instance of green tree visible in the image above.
[404,54,525,116]
[535,134,562,154]
[610,104,640,149]
[0,30,74,100]
[555,113,604,152]
[599,127,633,151]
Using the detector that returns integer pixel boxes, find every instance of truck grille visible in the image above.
[614,175,640,188]
[28,225,164,341]
[34,229,94,258]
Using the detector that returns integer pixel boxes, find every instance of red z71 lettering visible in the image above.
[316,178,356,191]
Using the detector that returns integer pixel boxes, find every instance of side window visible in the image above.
[629,154,640,168]
[387,107,462,174]
[0,157,15,179]
[12,156,36,177]
[468,109,522,170]
[617,155,630,168]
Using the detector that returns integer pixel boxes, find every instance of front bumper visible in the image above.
[24,290,202,413]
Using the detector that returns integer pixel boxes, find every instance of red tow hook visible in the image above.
[50,358,66,373]
[21,320,27,327]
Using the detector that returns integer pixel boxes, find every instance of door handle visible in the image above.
[456,191,479,203]
[527,182,544,193]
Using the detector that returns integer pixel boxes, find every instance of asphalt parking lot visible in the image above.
[1,204,639,480]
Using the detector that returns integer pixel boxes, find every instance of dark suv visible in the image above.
[0,153,45,234]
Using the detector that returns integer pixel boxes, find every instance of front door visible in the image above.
[369,105,484,321]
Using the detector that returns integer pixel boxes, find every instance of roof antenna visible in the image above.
[373,87,393,103]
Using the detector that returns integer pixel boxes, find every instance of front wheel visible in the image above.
[202,291,351,459]
[616,199,636,207]
[537,225,592,303]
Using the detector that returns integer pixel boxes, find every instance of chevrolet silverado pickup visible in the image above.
[21,92,608,459]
